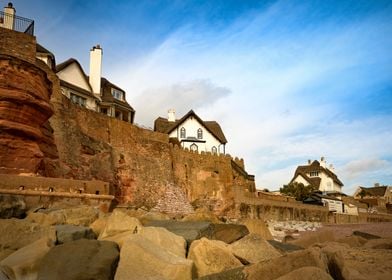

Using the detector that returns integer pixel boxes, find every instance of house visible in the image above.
[303,192,344,213]
[289,157,344,193]
[36,43,56,70]
[353,183,392,213]
[55,45,135,123]
[154,109,227,154]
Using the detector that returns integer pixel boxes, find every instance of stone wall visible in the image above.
[0,27,36,63]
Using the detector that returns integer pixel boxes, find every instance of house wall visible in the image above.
[60,86,97,111]
[169,117,224,154]
[292,174,309,186]
[57,63,91,92]
[321,198,343,213]
[318,171,341,192]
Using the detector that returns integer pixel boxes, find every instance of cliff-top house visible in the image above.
[55,45,135,123]
[353,183,392,213]
[154,109,227,154]
[289,157,344,194]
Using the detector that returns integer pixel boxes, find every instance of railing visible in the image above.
[0,11,34,35]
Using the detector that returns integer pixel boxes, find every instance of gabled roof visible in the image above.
[357,186,387,197]
[291,160,343,187]
[36,43,56,69]
[153,110,227,144]
[55,58,93,94]
[100,77,134,112]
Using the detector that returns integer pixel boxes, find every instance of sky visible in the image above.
[8,0,392,194]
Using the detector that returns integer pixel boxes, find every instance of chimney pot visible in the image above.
[89,45,103,95]
[308,159,311,164]
[8,3,13,8]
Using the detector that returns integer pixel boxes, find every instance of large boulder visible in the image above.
[143,220,213,244]
[139,226,187,258]
[239,219,272,240]
[0,195,26,219]
[198,247,328,280]
[229,234,281,264]
[188,237,243,278]
[353,231,381,240]
[89,215,108,236]
[337,236,368,247]
[363,238,392,249]
[0,237,54,280]
[139,211,171,224]
[181,209,221,223]
[55,225,96,244]
[100,231,133,248]
[27,206,99,226]
[275,266,333,280]
[267,240,304,253]
[208,224,249,244]
[37,239,119,280]
[0,219,56,251]
[114,235,193,280]
[99,210,142,239]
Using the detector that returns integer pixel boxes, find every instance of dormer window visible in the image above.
[197,128,203,139]
[112,88,124,101]
[180,127,186,138]
[309,171,319,177]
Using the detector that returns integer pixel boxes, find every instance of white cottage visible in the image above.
[154,110,227,154]
[289,157,344,193]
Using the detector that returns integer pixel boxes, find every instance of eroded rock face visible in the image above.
[0,55,54,174]
[0,195,26,219]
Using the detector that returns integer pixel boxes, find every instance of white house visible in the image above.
[55,45,135,123]
[154,110,227,154]
[289,157,344,193]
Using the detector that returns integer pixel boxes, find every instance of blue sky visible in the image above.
[9,0,392,194]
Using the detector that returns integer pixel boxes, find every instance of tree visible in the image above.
[280,182,317,201]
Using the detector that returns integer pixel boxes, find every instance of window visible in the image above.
[180,127,186,138]
[112,88,124,100]
[211,146,217,154]
[197,128,203,139]
[100,108,108,115]
[309,171,319,177]
[70,93,86,107]
[190,143,198,152]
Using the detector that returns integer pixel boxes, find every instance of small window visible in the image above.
[100,108,108,115]
[211,146,217,154]
[197,128,203,139]
[190,143,198,152]
[309,171,319,177]
[112,88,124,100]
[180,127,186,138]
[70,93,86,107]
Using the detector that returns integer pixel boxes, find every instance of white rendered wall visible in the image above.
[60,87,97,111]
[169,117,224,153]
[292,175,309,186]
[322,198,343,213]
[57,63,92,92]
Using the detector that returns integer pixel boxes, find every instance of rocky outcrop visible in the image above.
[55,225,96,244]
[0,195,26,219]
[37,239,119,280]
[114,235,193,280]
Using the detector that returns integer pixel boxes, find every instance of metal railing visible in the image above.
[0,11,34,35]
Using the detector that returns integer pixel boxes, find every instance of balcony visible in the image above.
[0,11,34,35]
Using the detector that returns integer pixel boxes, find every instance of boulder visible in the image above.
[143,220,213,244]
[239,219,272,240]
[267,240,304,253]
[139,211,171,224]
[288,230,335,248]
[0,237,54,280]
[182,209,221,223]
[27,206,99,226]
[0,219,56,251]
[363,238,392,249]
[229,234,281,264]
[89,215,108,236]
[139,226,187,258]
[337,236,368,247]
[99,210,142,239]
[208,224,249,244]
[353,231,381,240]
[0,250,15,262]
[275,266,333,280]
[55,225,96,244]
[188,237,243,278]
[114,235,193,280]
[37,239,119,280]
[0,195,26,219]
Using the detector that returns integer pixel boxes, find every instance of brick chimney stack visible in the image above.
[168,109,176,122]
[89,45,102,95]
[3,2,16,30]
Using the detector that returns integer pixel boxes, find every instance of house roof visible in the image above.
[56,59,134,112]
[36,43,56,69]
[100,77,135,112]
[357,186,387,197]
[291,160,343,187]
[59,80,99,100]
[153,110,227,144]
